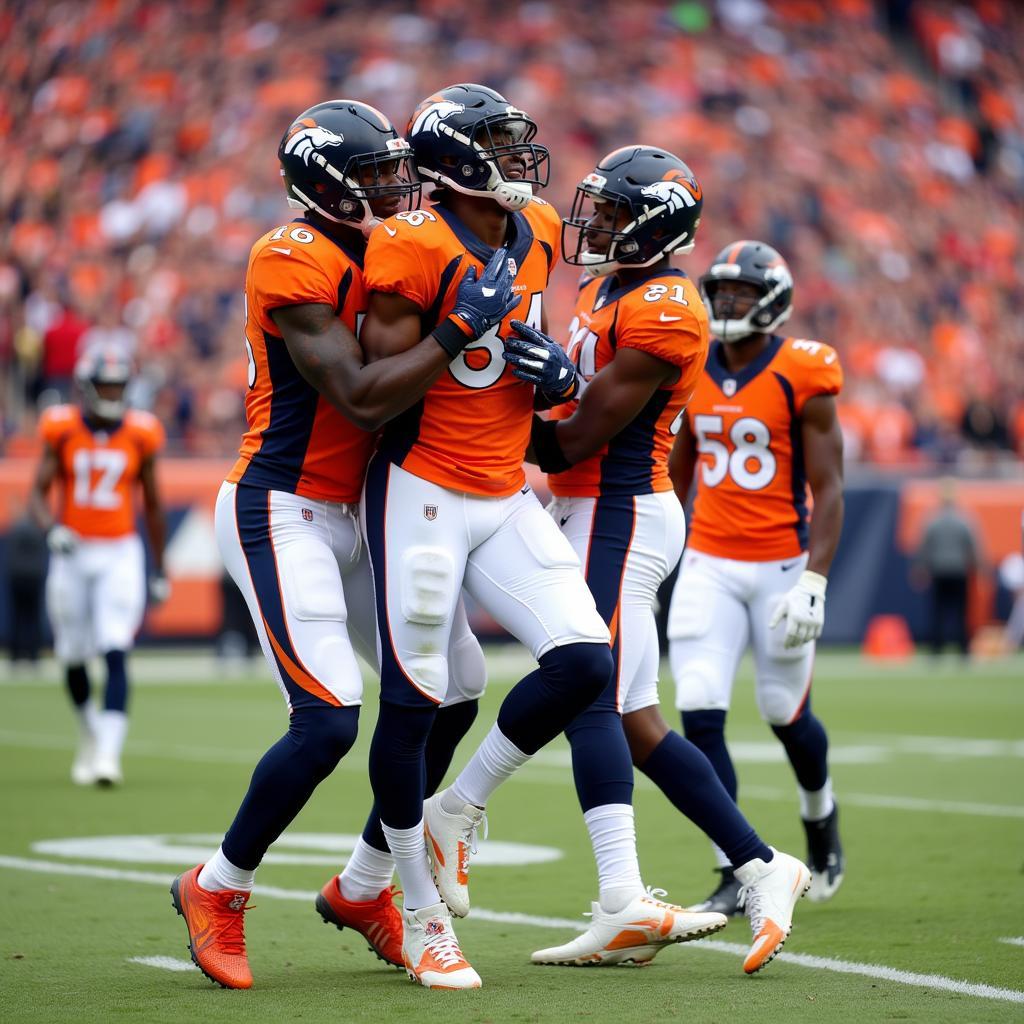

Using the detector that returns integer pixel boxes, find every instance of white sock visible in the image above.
[450,724,530,809]
[584,804,644,914]
[381,821,439,911]
[711,842,732,871]
[339,837,396,902]
[800,778,834,822]
[95,710,127,759]
[76,702,100,739]
[198,846,255,892]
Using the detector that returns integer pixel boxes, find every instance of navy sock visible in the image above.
[222,704,359,870]
[771,704,830,793]
[103,650,128,713]
[638,731,772,868]
[66,664,91,708]
[361,699,478,852]
[565,682,633,812]
[497,642,613,755]
[367,701,436,832]
[682,709,737,800]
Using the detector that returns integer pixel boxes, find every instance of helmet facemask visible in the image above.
[75,349,132,422]
[703,269,794,343]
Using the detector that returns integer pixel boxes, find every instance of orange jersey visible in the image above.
[686,335,843,561]
[38,404,164,539]
[548,269,709,497]
[363,198,561,497]
[228,218,375,503]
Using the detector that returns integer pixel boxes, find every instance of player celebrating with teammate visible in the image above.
[170,100,504,990]
[30,345,168,788]
[503,150,811,975]
[667,240,845,910]
[358,83,615,988]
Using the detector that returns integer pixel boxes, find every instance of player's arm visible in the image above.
[28,444,59,533]
[138,455,166,577]
[802,393,844,577]
[668,412,697,505]
[272,301,453,431]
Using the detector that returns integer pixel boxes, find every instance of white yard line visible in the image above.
[998,937,1024,948]
[127,956,197,972]
[1,855,1021,1005]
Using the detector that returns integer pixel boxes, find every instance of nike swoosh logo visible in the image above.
[270,247,292,256]
[781,561,801,572]
[383,225,397,237]
[824,354,836,364]
[659,313,683,322]
[559,516,569,527]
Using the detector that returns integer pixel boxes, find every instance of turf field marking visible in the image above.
[127,956,197,972]
[999,937,1024,948]
[2,855,1022,1005]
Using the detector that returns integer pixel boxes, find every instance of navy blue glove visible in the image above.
[434,246,522,357]
[503,320,580,404]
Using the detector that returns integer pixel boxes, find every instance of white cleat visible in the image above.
[71,733,98,786]
[532,889,728,967]
[402,901,481,989]
[423,791,486,918]
[734,848,811,975]
[93,752,123,787]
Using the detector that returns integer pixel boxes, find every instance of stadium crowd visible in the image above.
[0,0,1021,468]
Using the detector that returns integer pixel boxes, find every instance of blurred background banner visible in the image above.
[0,0,1021,651]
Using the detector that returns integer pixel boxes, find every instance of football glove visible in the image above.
[148,573,171,606]
[47,525,78,555]
[503,320,580,404]
[435,246,522,356]
[769,570,827,648]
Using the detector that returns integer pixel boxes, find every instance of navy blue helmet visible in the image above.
[701,240,794,342]
[562,145,703,278]
[406,83,549,211]
[279,100,419,236]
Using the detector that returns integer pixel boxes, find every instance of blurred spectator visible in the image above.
[0,0,1021,465]
[5,505,48,667]
[913,480,981,657]
[39,303,90,402]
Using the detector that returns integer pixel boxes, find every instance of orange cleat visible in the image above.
[316,877,404,968]
[170,864,253,989]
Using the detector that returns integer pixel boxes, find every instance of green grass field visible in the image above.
[1,649,1022,1023]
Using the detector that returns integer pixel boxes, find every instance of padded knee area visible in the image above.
[289,704,360,777]
[399,546,455,626]
[545,642,615,705]
[672,655,728,712]
[445,632,487,703]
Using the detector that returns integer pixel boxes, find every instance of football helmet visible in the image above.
[562,146,703,278]
[701,240,794,342]
[279,100,419,236]
[407,83,549,211]
[74,344,132,421]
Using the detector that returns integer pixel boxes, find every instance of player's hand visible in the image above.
[47,525,78,555]
[148,573,172,606]
[450,246,522,339]
[503,320,580,404]
[769,570,827,648]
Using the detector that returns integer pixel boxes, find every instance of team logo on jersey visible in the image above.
[423,504,438,521]
[284,119,345,166]
[722,379,737,397]
[301,508,314,522]
[411,100,465,138]
[640,179,699,211]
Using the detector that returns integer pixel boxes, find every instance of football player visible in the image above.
[666,240,845,911]
[503,150,811,975]
[170,100,506,991]
[29,344,168,787]
[357,83,615,988]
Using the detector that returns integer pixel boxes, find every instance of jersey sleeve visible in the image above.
[363,216,435,310]
[615,291,708,371]
[127,410,166,457]
[37,405,75,448]
[783,339,844,412]
[250,241,339,335]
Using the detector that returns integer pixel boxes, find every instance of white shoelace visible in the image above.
[423,926,466,968]
[737,883,766,933]
[643,885,682,910]
[458,811,488,871]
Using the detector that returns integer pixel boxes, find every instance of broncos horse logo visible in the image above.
[640,179,700,212]
[410,100,466,139]
[284,119,345,166]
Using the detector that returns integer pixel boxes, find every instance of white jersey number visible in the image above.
[72,448,128,509]
[449,291,543,390]
[693,414,777,491]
